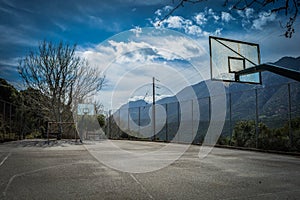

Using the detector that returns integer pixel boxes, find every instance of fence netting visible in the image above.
[107,82,300,152]
[1,82,300,152]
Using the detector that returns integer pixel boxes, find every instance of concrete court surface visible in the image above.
[0,139,299,200]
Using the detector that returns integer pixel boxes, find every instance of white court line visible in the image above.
[0,152,11,167]
[2,162,74,197]
[130,174,154,200]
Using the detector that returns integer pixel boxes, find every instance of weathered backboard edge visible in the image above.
[209,36,262,84]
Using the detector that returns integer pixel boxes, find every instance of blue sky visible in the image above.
[1,0,300,110]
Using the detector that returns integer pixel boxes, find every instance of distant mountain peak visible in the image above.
[273,56,300,71]
[123,56,300,109]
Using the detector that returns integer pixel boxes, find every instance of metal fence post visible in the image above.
[288,83,293,148]
[229,93,233,145]
[3,101,5,137]
[128,108,130,133]
[191,99,194,144]
[47,122,49,144]
[20,103,23,140]
[109,111,112,139]
[107,111,110,139]
[165,103,168,142]
[0,101,3,140]
[118,109,121,138]
[9,103,12,139]
[208,96,211,120]
[255,89,259,149]
[138,106,141,136]
[177,101,180,142]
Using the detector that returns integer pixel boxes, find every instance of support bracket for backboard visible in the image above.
[235,63,300,82]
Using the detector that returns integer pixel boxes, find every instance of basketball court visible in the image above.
[0,140,300,199]
[1,35,299,199]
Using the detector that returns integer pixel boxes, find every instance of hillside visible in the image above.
[120,56,300,129]
[125,56,300,106]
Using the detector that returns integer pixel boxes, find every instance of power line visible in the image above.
[143,90,149,101]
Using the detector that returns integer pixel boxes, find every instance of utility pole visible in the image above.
[152,77,156,141]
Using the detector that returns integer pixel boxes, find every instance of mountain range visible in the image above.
[115,56,300,139]
[125,56,300,109]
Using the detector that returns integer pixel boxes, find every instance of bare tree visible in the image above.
[18,40,105,138]
[72,60,105,103]
[160,0,299,38]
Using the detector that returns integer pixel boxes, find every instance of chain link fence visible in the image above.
[0,99,77,142]
[107,82,300,152]
[1,81,300,151]
[0,100,24,142]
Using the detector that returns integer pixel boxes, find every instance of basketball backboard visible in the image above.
[209,36,261,84]
[77,104,95,115]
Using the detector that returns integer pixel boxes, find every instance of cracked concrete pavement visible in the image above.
[0,139,300,199]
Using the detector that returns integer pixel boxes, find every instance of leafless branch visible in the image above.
[227,0,299,38]
[160,0,299,37]
[18,41,105,133]
[159,0,207,25]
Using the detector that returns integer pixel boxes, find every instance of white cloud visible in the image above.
[214,28,222,35]
[77,30,208,110]
[185,25,202,36]
[129,94,172,104]
[237,8,275,30]
[88,15,103,26]
[237,10,244,18]
[53,21,67,32]
[151,19,161,28]
[103,40,159,64]
[245,8,254,19]
[208,8,220,21]
[202,31,210,37]
[155,9,162,16]
[108,40,150,55]
[0,58,19,66]
[165,16,186,29]
[194,9,223,25]
[237,8,254,19]
[194,12,207,25]
[237,8,254,28]
[152,15,209,37]
[85,14,122,32]
[148,35,205,60]
[0,25,38,47]
[163,5,173,11]
[153,6,173,21]
[221,12,235,22]
[151,6,224,37]
[130,26,142,37]
[252,11,276,30]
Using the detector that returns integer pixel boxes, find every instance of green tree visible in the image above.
[232,120,256,147]
[0,78,23,141]
[20,88,51,138]
[97,114,106,128]
[290,118,300,151]
[258,122,289,151]
[0,78,20,103]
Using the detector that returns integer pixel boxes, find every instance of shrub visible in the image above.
[232,120,256,148]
